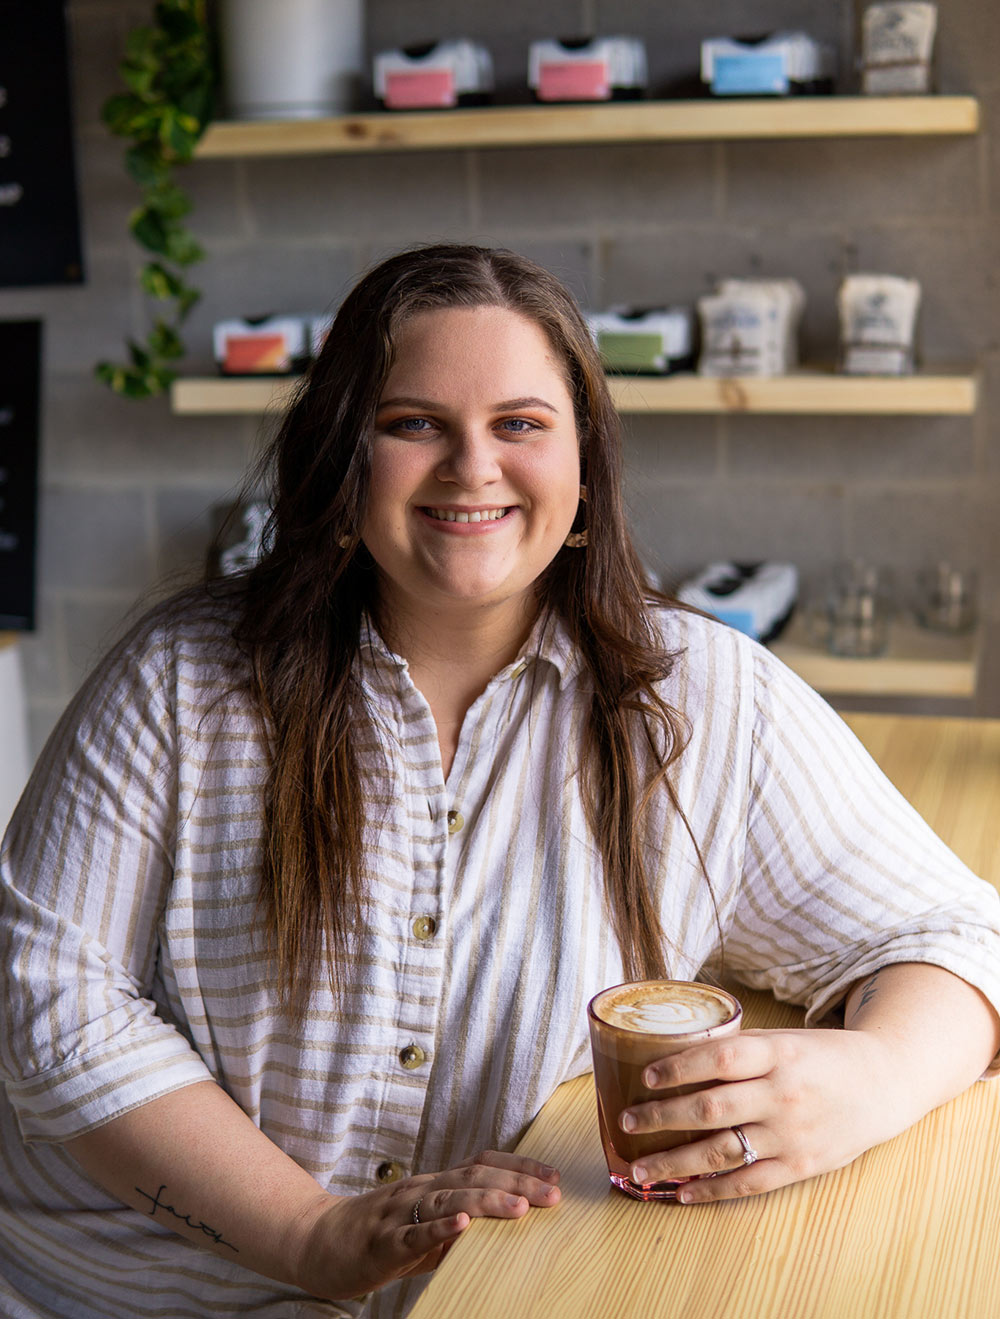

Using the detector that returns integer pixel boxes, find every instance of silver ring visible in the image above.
[732,1124,759,1167]
[412,1196,424,1225]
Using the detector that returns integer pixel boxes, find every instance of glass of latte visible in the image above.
[587,980,743,1200]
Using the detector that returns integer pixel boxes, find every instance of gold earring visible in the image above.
[564,484,588,548]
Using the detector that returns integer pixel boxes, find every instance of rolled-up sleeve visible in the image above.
[724,642,1000,1072]
[0,623,213,1142]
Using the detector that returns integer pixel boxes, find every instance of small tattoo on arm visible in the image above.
[847,971,882,1024]
[135,1184,239,1252]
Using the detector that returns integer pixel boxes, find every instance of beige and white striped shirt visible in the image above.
[2,594,999,1318]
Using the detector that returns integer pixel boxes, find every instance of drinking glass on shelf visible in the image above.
[809,560,894,659]
[914,563,978,634]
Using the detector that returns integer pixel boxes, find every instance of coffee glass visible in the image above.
[587,979,743,1201]
[914,563,977,634]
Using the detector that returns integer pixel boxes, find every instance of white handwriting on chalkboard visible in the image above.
[0,182,23,206]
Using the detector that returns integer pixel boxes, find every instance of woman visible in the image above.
[1,244,998,1318]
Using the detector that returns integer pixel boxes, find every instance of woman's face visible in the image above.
[362,304,582,629]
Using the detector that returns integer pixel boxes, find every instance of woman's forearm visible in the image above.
[64,1080,336,1290]
[64,1079,562,1302]
[844,961,1000,1122]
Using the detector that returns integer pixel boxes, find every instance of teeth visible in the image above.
[426,507,508,523]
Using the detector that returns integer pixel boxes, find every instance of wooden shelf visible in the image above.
[771,615,980,697]
[170,369,979,417]
[610,369,978,414]
[172,376,297,415]
[195,96,979,158]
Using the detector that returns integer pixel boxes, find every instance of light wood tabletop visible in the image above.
[410,714,1000,1319]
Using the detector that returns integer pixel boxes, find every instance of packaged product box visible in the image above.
[373,40,493,109]
[677,562,799,643]
[701,31,836,96]
[528,36,647,102]
[587,307,695,374]
[213,316,310,375]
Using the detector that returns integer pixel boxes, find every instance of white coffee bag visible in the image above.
[838,274,921,375]
[861,2,937,95]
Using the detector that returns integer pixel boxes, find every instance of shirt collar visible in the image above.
[358,608,586,691]
[524,609,586,687]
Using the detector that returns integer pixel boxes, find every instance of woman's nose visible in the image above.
[435,430,502,488]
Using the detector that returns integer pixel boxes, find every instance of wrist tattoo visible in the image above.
[135,1184,239,1252]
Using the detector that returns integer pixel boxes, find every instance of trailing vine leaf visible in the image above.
[151,321,186,358]
[140,262,185,300]
[124,142,167,188]
[96,0,216,399]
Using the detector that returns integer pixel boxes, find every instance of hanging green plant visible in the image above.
[96,0,217,399]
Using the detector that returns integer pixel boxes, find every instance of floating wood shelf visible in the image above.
[611,369,977,414]
[170,369,979,417]
[194,96,979,158]
[171,376,297,415]
[771,615,979,698]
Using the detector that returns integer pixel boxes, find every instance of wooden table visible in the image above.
[411,715,1000,1319]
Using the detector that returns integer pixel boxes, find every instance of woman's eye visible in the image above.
[390,416,433,435]
[498,417,540,437]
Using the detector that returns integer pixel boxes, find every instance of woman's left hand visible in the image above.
[620,963,1000,1204]
[620,1027,902,1203]
[622,960,997,1208]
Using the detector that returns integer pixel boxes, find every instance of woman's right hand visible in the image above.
[293,1150,561,1301]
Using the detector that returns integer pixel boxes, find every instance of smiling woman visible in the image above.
[364,307,585,776]
[2,245,999,1319]
[362,305,582,751]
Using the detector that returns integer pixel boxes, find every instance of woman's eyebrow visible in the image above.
[496,396,560,413]
[375,396,437,410]
[376,395,561,413]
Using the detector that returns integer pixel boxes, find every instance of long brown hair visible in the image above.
[233,244,700,1014]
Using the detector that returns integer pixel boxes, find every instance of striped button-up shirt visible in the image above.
[2,593,999,1318]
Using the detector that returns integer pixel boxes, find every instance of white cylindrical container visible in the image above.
[219,0,365,119]
[0,635,30,832]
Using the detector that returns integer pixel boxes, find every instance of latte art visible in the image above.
[593,981,736,1035]
[603,996,730,1034]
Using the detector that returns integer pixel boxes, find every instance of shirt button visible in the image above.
[375,1160,405,1184]
[412,915,437,940]
[399,1044,426,1070]
[447,809,464,834]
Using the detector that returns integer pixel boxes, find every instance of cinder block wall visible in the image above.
[3,0,999,756]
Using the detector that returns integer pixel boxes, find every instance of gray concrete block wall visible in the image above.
[4,0,1000,762]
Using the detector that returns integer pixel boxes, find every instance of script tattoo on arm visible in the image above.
[135,1184,239,1252]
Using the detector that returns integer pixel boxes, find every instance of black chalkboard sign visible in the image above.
[0,2,84,287]
[0,321,41,630]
